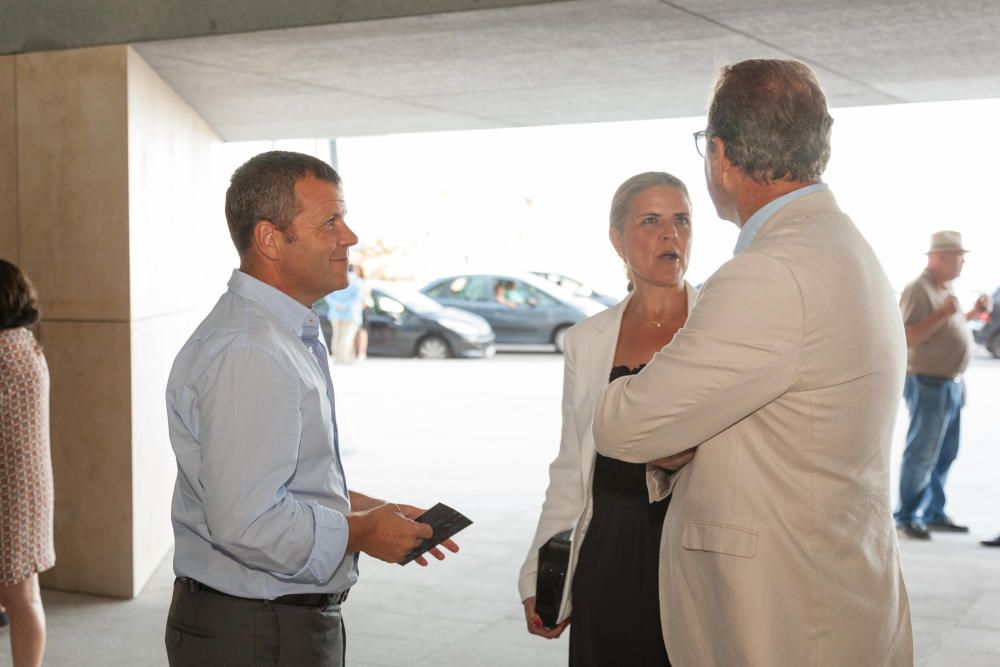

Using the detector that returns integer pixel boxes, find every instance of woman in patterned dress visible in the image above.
[0,259,54,667]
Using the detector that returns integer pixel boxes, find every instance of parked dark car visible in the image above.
[972,287,1000,358]
[530,271,621,307]
[365,282,495,359]
[420,272,606,352]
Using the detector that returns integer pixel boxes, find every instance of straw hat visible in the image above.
[927,230,969,254]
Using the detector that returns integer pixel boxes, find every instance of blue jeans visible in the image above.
[894,375,963,525]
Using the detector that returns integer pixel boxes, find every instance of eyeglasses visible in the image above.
[693,130,708,158]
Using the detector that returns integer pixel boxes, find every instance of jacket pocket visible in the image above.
[681,520,758,558]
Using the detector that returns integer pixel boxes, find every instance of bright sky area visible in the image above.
[225,97,1000,306]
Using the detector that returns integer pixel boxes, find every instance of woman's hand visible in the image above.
[523,596,570,639]
[650,447,697,471]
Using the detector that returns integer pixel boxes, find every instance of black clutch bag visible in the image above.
[535,529,572,628]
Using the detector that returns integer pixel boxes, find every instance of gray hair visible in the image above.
[707,59,833,183]
[225,150,342,255]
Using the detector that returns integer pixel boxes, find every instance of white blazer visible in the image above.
[517,282,699,622]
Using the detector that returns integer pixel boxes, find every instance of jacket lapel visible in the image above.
[580,294,631,444]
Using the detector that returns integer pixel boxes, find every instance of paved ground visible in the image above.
[2,350,999,666]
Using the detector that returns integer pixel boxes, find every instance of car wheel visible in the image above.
[416,335,451,359]
[553,325,570,354]
[989,332,1000,359]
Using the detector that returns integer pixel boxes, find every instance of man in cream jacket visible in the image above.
[593,59,913,666]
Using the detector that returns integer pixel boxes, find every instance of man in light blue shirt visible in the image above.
[165,151,457,667]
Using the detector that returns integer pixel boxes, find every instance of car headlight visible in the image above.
[438,318,482,337]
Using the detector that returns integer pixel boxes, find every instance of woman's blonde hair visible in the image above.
[609,172,690,291]
[609,172,689,233]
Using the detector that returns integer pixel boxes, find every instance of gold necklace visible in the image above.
[627,309,683,328]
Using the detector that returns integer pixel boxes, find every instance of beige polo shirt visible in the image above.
[899,269,971,378]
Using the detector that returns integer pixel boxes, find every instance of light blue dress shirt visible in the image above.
[733,182,830,255]
[166,270,357,598]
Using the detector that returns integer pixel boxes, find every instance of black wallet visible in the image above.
[535,529,572,628]
[400,503,472,565]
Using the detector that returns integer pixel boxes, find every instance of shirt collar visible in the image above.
[227,269,320,336]
[733,182,829,255]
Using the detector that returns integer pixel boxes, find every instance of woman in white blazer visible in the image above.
[519,172,699,666]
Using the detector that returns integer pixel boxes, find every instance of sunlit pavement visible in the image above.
[3,350,998,666]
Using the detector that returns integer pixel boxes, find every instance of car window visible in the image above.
[428,276,492,303]
[378,288,442,314]
[510,281,558,307]
[459,277,492,302]
[374,293,405,315]
[424,281,454,299]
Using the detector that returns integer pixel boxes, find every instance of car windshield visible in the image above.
[376,286,443,314]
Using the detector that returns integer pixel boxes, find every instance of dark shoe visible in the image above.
[925,517,970,533]
[897,521,931,540]
[981,535,1000,547]
[0,610,8,628]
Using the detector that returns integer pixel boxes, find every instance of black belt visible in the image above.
[178,577,349,607]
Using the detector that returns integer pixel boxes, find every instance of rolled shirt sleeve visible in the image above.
[197,346,348,584]
[195,345,349,584]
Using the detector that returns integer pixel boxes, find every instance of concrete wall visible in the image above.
[0,57,16,259]
[125,48,232,592]
[0,45,227,597]
[12,45,133,597]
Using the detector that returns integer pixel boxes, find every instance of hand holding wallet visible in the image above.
[400,503,472,565]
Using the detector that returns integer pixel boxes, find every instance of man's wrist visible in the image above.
[345,510,371,554]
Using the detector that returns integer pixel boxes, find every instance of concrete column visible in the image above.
[0,45,230,598]
[0,56,16,257]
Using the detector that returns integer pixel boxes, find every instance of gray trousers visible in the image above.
[165,579,346,667]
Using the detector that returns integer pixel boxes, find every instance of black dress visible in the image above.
[569,364,670,667]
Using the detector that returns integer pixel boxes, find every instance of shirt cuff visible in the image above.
[646,465,678,502]
[273,501,350,585]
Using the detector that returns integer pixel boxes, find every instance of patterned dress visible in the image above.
[0,327,55,585]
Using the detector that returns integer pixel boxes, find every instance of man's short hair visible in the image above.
[225,151,342,255]
[707,59,833,183]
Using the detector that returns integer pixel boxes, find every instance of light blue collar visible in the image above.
[227,269,320,336]
[733,183,829,255]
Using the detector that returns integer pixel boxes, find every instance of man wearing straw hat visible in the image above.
[894,231,992,540]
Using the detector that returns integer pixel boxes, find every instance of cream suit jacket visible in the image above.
[594,189,913,666]
[517,283,698,622]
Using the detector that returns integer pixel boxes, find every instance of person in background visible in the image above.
[894,231,992,540]
[592,60,912,665]
[0,259,55,667]
[520,172,698,666]
[494,279,518,308]
[324,265,363,363]
[352,264,370,361]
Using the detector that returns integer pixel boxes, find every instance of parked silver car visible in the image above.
[420,272,606,352]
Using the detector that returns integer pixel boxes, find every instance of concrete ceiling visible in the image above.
[134,0,1000,141]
